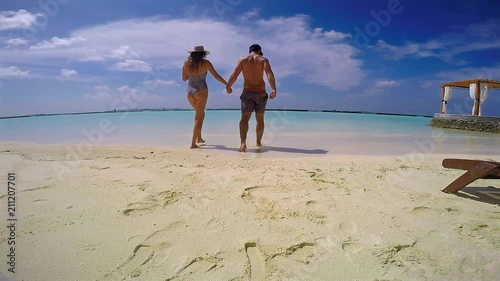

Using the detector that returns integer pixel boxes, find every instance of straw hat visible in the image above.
[188,45,210,55]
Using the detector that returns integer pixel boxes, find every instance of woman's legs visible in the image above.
[188,90,208,148]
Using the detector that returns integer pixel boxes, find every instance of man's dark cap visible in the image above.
[249,44,263,55]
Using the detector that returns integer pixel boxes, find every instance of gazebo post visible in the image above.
[440,86,445,114]
[473,81,480,116]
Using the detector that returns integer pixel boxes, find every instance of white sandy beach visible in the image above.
[0,143,499,281]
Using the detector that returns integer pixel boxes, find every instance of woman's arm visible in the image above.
[206,60,227,86]
[181,62,188,82]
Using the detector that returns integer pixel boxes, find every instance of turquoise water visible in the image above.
[0,110,498,156]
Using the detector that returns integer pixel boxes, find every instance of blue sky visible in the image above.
[1,0,499,117]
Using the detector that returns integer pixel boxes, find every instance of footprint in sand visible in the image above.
[372,242,426,271]
[304,169,340,185]
[82,243,99,252]
[127,234,145,244]
[453,222,492,241]
[134,181,152,191]
[403,206,434,216]
[101,221,185,280]
[268,242,318,280]
[168,256,220,280]
[90,165,111,170]
[338,220,368,255]
[21,185,53,193]
[305,200,318,209]
[107,220,222,280]
[403,206,463,217]
[341,238,362,253]
[339,220,358,232]
[242,186,328,224]
[33,198,50,204]
[245,242,266,281]
[241,186,282,219]
[275,242,316,263]
[122,190,181,217]
[100,244,154,281]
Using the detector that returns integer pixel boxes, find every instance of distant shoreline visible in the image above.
[0,108,432,119]
[0,108,433,120]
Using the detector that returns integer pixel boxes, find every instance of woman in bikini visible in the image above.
[182,46,228,148]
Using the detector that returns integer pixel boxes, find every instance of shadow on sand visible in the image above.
[454,186,500,206]
[199,144,328,155]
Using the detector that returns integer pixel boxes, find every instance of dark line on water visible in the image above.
[0,108,433,120]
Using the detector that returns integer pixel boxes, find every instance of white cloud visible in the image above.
[374,80,398,88]
[375,19,500,62]
[420,81,434,89]
[435,64,500,82]
[241,9,260,20]
[110,45,139,59]
[112,59,152,72]
[375,40,441,59]
[0,15,363,90]
[345,88,387,100]
[4,38,29,48]
[116,85,150,101]
[0,66,29,77]
[142,79,177,86]
[313,28,351,41]
[0,10,40,30]
[116,85,168,104]
[30,36,86,50]
[60,69,78,78]
[83,85,112,100]
[252,15,362,89]
[82,85,168,107]
[365,88,386,96]
[117,85,137,94]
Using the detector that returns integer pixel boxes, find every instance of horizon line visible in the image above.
[0,108,433,120]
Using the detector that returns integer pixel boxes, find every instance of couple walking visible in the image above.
[182,44,277,152]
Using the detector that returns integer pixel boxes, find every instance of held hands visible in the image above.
[226,86,233,94]
[269,89,277,99]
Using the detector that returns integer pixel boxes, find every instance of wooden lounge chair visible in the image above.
[442,158,500,193]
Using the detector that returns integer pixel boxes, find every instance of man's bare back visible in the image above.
[226,51,276,99]
[240,54,267,90]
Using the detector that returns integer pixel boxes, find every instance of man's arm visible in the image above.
[226,59,243,92]
[263,59,276,99]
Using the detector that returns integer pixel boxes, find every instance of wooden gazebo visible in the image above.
[441,78,500,115]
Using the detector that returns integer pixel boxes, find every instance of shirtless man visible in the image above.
[226,44,277,152]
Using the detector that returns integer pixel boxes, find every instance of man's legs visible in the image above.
[239,112,252,152]
[255,113,265,146]
[254,92,268,147]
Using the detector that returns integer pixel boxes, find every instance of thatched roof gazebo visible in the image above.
[431,78,500,133]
